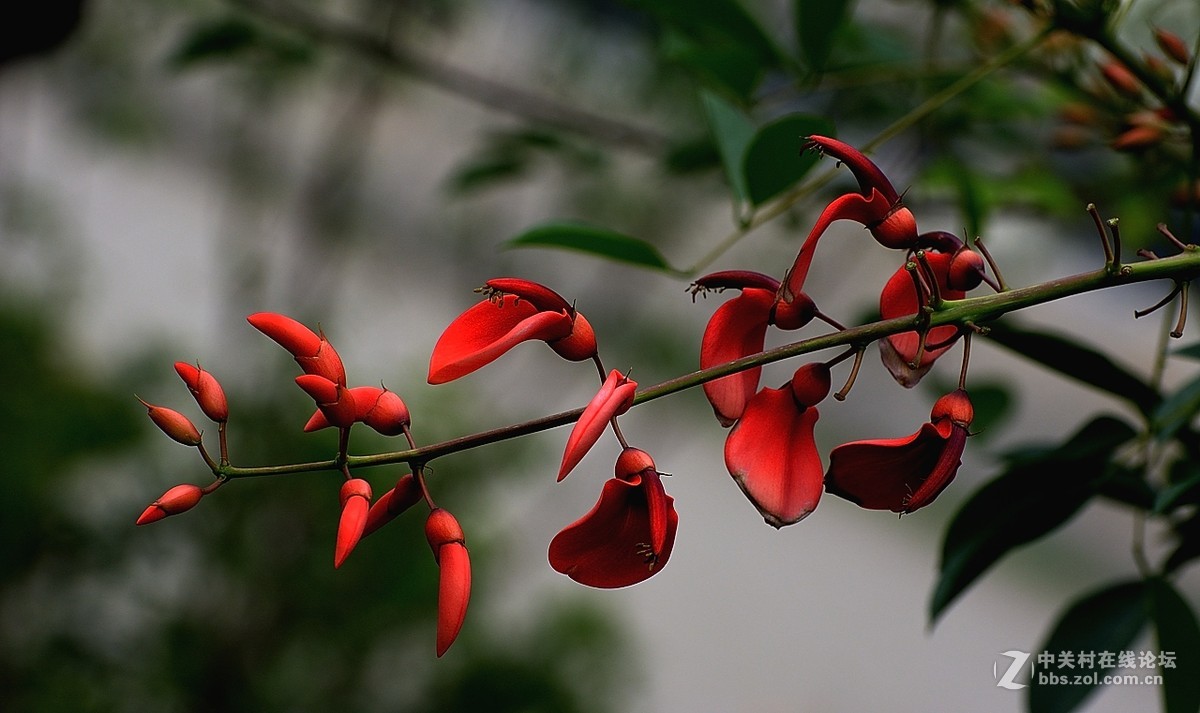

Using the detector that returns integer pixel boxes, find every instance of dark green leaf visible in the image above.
[1094,465,1156,510]
[741,115,834,205]
[661,32,763,99]
[505,222,679,273]
[795,0,854,72]
[169,17,312,69]
[1172,342,1200,361]
[1154,462,1200,514]
[663,136,721,174]
[1154,372,1200,441]
[930,416,1137,622]
[699,90,755,209]
[1029,580,1150,713]
[985,321,1161,417]
[1149,578,1200,713]
[1165,511,1200,575]
[627,0,782,68]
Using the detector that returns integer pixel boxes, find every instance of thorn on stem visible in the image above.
[1087,203,1115,266]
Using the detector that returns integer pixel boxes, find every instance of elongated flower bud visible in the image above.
[334,478,372,568]
[1154,28,1191,66]
[247,312,347,386]
[174,362,229,422]
[425,508,470,657]
[295,375,357,429]
[558,370,637,481]
[136,483,204,525]
[363,473,422,537]
[138,398,202,446]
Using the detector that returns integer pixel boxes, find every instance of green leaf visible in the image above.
[1154,372,1200,441]
[985,321,1161,417]
[627,0,782,68]
[699,90,755,210]
[1155,464,1200,514]
[661,32,764,100]
[1172,341,1200,361]
[1149,578,1200,713]
[505,222,679,273]
[930,416,1137,622]
[794,0,854,72]
[169,16,313,69]
[1029,580,1150,713]
[741,115,835,205]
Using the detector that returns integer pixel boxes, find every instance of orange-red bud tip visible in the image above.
[425,508,466,553]
[615,447,656,480]
[136,483,204,525]
[932,389,973,426]
[789,363,832,408]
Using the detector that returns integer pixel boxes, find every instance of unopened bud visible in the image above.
[174,362,228,422]
[136,483,204,525]
[138,397,202,446]
[1154,28,1191,66]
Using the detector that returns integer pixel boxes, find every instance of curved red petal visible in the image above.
[558,370,637,481]
[723,387,823,527]
[362,473,422,538]
[435,542,471,657]
[549,477,679,589]
[428,295,573,384]
[247,312,321,357]
[784,189,893,297]
[825,421,966,513]
[805,135,900,204]
[700,287,774,426]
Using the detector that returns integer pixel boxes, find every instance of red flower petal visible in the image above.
[427,295,574,384]
[805,135,900,204]
[878,252,965,387]
[549,473,678,589]
[434,542,471,657]
[700,287,774,426]
[558,370,637,481]
[783,189,894,297]
[247,312,321,357]
[174,362,229,423]
[824,422,968,513]
[294,375,357,429]
[362,473,422,538]
[724,386,823,527]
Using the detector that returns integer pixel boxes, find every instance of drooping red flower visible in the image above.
[428,278,596,385]
[426,508,471,657]
[723,364,830,527]
[825,389,973,514]
[558,369,637,481]
[878,250,966,387]
[549,447,678,588]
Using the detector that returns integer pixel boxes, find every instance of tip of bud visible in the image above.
[615,447,656,481]
[932,389,973,427]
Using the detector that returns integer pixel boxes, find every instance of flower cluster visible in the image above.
[134,139,1002,657]
[692,136,991,526]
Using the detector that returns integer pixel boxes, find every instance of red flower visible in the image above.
[426,508,471,657]
[549,447,678,588]
[428,278,596,384]
[558,369,637,481]
[723,364,830,527]
[825,389,973,514]
[362,473,422,538]
[878,250,966,387]
[294,374,357,429]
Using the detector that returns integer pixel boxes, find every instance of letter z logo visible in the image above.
[995,650,1031,690]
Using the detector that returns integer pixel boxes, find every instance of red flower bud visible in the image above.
[1111,125,1165,152]
[173,362,229,423]
[334,478,372,568]
[295,375,357,429]
[1154,28,1191,66]
[138,397,202,446]
[558,370,638,481]
[425,508,470,657]
[789,363,831,408]
[1100,60,1141,99]
[948,248,986,291]
[136,483,204,525]
[363,473,423,537]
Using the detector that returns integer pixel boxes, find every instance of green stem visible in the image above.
[215,245,1200,481]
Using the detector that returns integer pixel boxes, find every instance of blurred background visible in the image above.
[2,0,1199,711]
